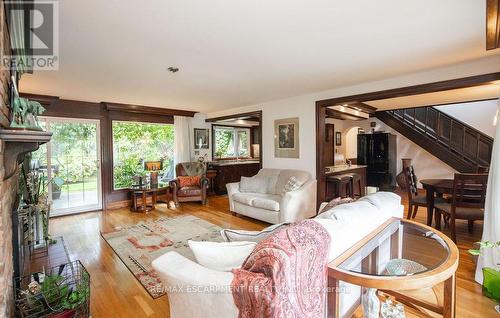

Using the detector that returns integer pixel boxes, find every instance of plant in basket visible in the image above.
[16,261,90,318]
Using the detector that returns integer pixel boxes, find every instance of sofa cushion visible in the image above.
[179,175,200,188]
[220,222,289,242]
[256,169,281,193]
[232,193,281,211]
[239,176,277,194]
[275,170,311,194]
[232,192,266,206]
[178,186,201,197]
[188,240,257,272]
[282,176,304,193]
[318,197,355,214]
[252,195,281,211]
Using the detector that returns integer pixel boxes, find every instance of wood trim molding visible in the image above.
[205,110,262,123]
[105,102,196,117]
[487,0,500,50]
[19,92,59,106]
[316,72,500,108]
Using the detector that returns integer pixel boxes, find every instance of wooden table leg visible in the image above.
[443,273,456,318]
[425,187,435,227]
[328,276,340,318]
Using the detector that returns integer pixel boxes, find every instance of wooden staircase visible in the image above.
[375,106,493,173]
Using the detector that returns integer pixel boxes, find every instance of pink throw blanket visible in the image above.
[231,220,331,318]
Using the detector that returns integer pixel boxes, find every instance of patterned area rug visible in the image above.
[101,215,223,298]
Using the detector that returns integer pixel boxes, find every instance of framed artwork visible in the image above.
[274,117,299,158]
[358,128,365,134]
[194,128,209,149]
[335,132,342,146]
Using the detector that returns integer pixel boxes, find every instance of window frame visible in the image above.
[212,124,251,160]
[109,115,174,192]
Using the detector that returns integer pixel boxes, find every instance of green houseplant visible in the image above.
[469,241,500,301]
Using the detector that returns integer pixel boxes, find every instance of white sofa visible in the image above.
[226,168,317,224]
[152,192,404,318]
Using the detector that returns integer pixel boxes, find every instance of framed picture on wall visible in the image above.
[358,128,365,134]
[194,128,209,149]
[274,117,299,158]
[335,131,341,146]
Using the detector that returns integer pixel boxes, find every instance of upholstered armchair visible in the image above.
[169,162,209,206]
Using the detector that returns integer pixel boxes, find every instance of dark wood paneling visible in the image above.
[105,102,195,117]
[205,111,262,123]
[316,73,500,108]
[375,112,478,173]
[487,0,500,50]
[212,163,260,194]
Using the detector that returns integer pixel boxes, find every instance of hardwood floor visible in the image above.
[46,194,498,317]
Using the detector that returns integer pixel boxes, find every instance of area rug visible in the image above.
[101,215,223,298]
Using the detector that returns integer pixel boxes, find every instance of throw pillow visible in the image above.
[239,176,272,194]
[319,197,355,214]
[220,222,289,243]
[178,175,201,188]
[282,176,303,192]
[188,240,257,272]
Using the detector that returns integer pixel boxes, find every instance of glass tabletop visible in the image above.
[338,219,450,277]
[129,182,170,191]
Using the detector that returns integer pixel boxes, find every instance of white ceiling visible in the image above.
[19,0,500,113]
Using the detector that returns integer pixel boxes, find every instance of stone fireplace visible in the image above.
[0,2,16,316]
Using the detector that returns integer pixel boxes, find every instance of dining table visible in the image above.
[420,178,455,230]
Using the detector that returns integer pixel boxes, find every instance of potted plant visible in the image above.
[16,261,90,318]
[469,241,500,301]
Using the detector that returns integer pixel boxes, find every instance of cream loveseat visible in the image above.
[226,168,317,224]
[152,192,404,318]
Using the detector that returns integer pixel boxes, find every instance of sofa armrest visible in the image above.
[226,182,241,211]
[280,179,317,223]
[152,252,237,318]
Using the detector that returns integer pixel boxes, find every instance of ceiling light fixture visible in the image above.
[167,66,179,73]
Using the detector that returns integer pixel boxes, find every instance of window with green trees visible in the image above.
[213,126,250,159]
[112,121,174,190]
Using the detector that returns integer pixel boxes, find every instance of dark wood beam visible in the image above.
[205,111,262,123]
[19,92,59,106]
[105,102,196,117]
[325,108,368,121]
[316,72,500,108]
[487,0,500,50]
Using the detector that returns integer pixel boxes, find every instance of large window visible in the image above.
[112,121,174,190]
[213,126,250,159]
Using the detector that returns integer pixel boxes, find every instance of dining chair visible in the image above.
[434,173,488,242]
[403,166,446,221]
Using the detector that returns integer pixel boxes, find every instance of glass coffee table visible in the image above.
[328,217,459,318]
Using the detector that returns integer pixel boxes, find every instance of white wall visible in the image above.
[190,113,212,161]
[206,55,500,178]
[436,99,498,138]
[345,126,360,159]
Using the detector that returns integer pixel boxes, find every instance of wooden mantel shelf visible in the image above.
[0,129,52,180]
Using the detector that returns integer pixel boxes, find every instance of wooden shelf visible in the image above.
[0,129,52,180]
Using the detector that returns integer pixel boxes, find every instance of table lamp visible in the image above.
[144,161,163,185]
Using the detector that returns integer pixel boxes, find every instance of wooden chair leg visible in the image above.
[450,217,457,243]
[411,205,418,219]
[406,204,413,219]
[468,220,474,234]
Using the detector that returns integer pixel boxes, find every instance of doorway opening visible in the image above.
[32,117,102,216]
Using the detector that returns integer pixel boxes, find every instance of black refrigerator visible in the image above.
[357,133,397,190]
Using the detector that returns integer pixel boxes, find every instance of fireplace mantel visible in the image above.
[0,129,52,180]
